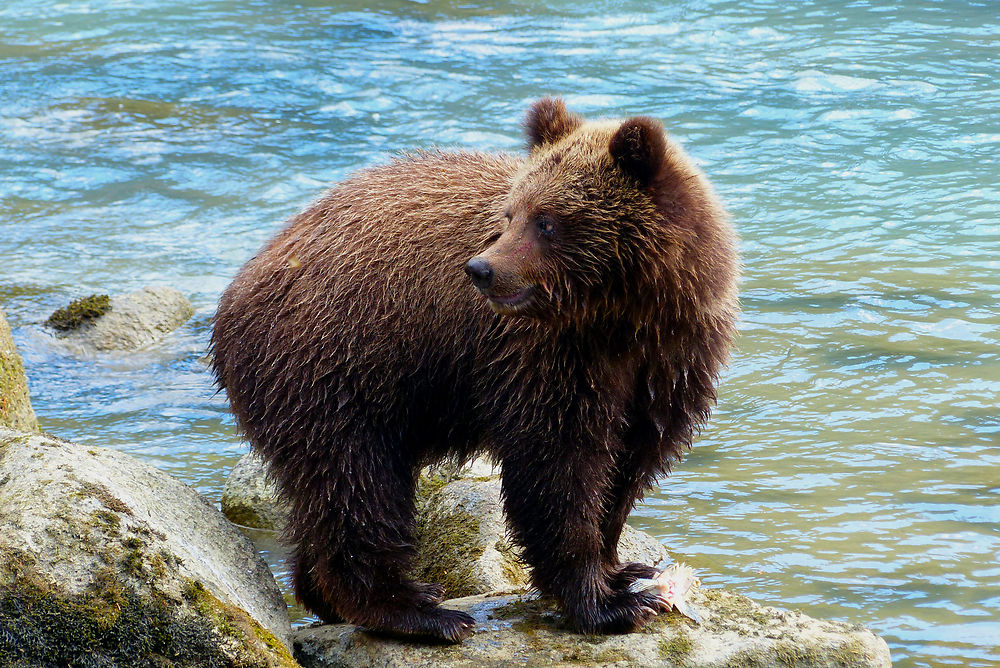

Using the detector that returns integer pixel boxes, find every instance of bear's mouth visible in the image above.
[486,285,536,313]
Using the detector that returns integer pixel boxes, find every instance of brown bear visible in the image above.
[210,98,739,643]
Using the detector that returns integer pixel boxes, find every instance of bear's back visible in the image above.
[211,151,521,459]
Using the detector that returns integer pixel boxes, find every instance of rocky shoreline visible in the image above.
[0,298,892,666]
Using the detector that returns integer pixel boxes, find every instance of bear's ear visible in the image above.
[524,97,583,150]
[609,116,668,187]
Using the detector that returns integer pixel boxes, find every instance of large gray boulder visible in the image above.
[47,286,194,352]
[292,591,891,667]
[0,427,296,667]
[0,308,37,432]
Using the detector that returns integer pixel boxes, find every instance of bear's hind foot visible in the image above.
[420,607,476,643]
[362,605,475,644]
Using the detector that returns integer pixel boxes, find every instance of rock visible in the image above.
[291,591,891,668]
[423,457,500,483]
[413,475,671,598]
[0,308,38,432]
[0,427,296,667]
[222,452,291,531]
[223,453,669,597]
[413,476,525,597]
[220,454,500,532]
[225,456,891,667]
[47,286,194,351]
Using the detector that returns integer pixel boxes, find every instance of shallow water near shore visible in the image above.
[1,1,998,665]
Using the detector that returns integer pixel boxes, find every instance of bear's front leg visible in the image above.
[499,450,670,634]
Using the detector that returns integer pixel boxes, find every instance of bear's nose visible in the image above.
[465,257,494,291]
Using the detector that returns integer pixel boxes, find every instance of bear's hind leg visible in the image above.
[293,550,344,623]
[295,445,474,643]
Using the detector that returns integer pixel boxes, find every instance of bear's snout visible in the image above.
[465,256,494,291]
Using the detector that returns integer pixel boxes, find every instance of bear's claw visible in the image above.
[431,608,476,643]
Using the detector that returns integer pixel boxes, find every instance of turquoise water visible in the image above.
[2,1,998,665]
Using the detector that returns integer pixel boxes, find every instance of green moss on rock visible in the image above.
[712,629,878,668]
[46,294,111,331]
[496,537,529,587]
[411,482,486,597]
[658,628,693,665]
[181,579,297,668]
[0,553,233,667]
[76,480,133,515]
[0,537,295,668]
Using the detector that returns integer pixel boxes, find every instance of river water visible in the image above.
[1,1,997,665]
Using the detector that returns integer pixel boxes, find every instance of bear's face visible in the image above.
[466,98,670,322]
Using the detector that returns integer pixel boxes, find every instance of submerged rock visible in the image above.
[0,308,38,432]
[47,286,194,351]
[0,427,295,667]
[292,591,891,668]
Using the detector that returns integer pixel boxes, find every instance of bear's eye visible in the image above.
[536,215,556,237]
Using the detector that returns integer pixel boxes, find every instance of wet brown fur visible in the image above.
[210,98,740,643]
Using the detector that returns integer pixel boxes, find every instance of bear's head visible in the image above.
[466,97,733,328]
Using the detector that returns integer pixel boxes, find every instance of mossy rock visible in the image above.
[0,427,295,667]
[410,475,671,599]
[47,286,193,352]
[411,476,528,598]
[0,307,37,432]
[45,293,111,331]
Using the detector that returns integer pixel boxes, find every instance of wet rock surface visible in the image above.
[292,590,891,668]
[0,427,295,667]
